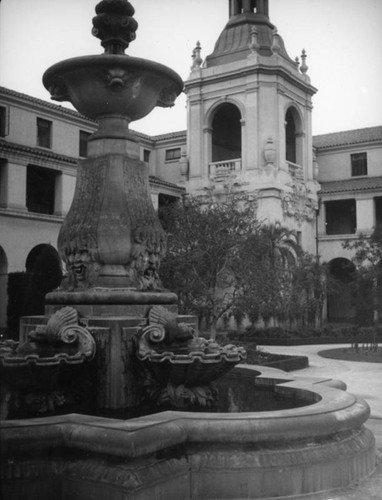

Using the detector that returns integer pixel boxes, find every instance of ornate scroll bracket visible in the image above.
[2,307,96,366]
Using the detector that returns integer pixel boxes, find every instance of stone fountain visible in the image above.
[0,1,376,498]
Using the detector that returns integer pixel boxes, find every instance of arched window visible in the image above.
[327,258,355,322]
[285,106,303,166]
[211,103,242,162]
[0,246,8,331]
[24,244,63,315]
[285,109,296,163]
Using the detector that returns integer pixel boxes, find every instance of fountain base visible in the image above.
[0,365,376,500]
[19,304,197,413]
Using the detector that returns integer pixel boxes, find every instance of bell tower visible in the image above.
[184,0,320,252]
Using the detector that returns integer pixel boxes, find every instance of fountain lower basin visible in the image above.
[1,364,375,500]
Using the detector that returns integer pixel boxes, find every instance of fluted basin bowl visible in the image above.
[43,55,183,121]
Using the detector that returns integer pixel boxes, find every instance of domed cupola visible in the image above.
[205,0,292,66]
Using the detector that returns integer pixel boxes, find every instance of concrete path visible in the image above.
[261,344,382,500]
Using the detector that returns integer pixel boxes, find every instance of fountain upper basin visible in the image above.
[42,54,184,121]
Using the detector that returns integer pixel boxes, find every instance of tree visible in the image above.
[343,228,382,325]
[234,223,301,327]
[159,196,259,338]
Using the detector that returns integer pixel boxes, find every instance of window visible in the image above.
[0,106,8,137]
[325,199,356,235]
[375,197,382,230]
[26,165,57,215]
[285,109,297,164]
[0,160,6,206]
[165,148,181,161]
[351,153,367,176]
[79,131,91,158]
[36,118,52,148]
[143,149,151,163]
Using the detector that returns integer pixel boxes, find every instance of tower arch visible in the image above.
[209,102,242,163]
[285,104,304,166]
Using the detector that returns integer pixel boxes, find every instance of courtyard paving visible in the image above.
[262,343,382,500]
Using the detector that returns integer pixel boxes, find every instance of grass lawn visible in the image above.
[318,346,382,363]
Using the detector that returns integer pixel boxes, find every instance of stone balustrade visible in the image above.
[209,158,241,178]
[287,160,304,180]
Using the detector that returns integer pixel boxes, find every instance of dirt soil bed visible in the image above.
[318,347,382,363]
[238,342,309,372]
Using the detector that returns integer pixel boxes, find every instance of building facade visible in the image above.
[314,126,382,321]
[0,87,185,329]
[1,0,381,329]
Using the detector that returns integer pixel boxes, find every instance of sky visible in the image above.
[0,0,381,137]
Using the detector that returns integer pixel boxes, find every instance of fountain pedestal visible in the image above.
[30,0,186,412]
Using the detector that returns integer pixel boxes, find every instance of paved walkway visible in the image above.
[261,344,382,500]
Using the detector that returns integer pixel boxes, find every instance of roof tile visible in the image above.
[319,176,382,194]
[313,126,382,149]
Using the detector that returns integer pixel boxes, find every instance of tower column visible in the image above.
[232,0,241,15]
[203,126,213,179]
[229,0,235,17]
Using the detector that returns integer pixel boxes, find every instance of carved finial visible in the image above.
[271,27,281,54]
[191,41,203,70]
[295,56,300,68]
[92,0,138,54]
[248,27,260,54]
[300,49,308,74]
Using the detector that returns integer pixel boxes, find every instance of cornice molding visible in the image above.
[185,64,317,96]
[0,207,64,223]
[149,176,186,194]
[0,139,77,169]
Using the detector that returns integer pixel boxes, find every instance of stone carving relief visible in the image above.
[58,158,106,290]
[281,179,318,225]
[105,69,142,97]
[156,86,179,108]
[58,156,166,292]
[204,163,248,199]
[130,225,166,291]
[123,157,167,291]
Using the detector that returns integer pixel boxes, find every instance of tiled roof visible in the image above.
[313,126,382,150]
[0,138,77,165]
[149,175,186,192]
[151,130,187,142]
[0,86,152,140]
[0,86,95,123]
[319,176,382,194]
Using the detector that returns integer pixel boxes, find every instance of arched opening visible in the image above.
[7,244,63,337]
[0,246,8,332]
[285,107,303,166]
[22,244,62,316]
[25,244,56,273]
[211,103,242,163]
[327,258,355,323]
[229,0,268,16]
